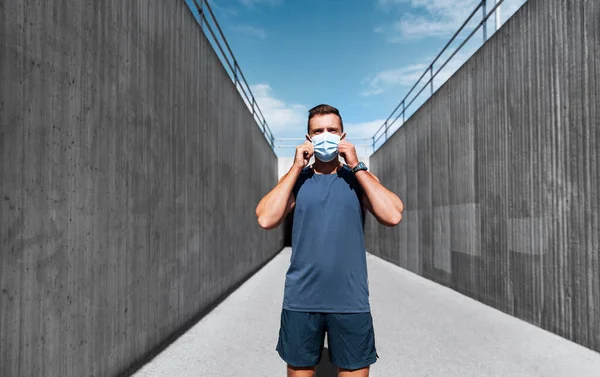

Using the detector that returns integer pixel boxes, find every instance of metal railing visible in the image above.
[371,0,506,152]
[186,0,275,148]
[187,0,511,156]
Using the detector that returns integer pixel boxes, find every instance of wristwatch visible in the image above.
[351,162,368,174]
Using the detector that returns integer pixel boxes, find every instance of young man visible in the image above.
[255,104,404,377]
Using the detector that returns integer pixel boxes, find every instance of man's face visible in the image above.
[307,114,345,140]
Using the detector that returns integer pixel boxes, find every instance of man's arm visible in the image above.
[255,141,313,230]
[356,170,404,227]
[338,139,404,227]
[255,167,301,230]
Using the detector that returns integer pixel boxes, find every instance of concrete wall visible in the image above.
[365,0,600,352]
[0,1,284,376]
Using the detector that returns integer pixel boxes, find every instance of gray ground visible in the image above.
[133,248,600,377]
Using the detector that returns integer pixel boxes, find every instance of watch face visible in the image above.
[353,162,367,172]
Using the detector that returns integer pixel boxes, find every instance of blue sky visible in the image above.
[186,0,527,156]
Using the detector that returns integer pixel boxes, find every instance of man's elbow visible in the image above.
[382,212,402,227]
[257,215,279,230]
[390,202,404,226]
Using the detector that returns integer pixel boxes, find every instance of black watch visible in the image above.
[351,162,368,174]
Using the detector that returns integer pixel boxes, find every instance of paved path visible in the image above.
[133,248,600,376]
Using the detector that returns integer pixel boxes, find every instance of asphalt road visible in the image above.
[133,247,600,377]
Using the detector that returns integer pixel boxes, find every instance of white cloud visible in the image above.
[342,119,390,156]
[241,83,307,135]
[378,0,529,41]
[344,119,387,140]
[237,25,267,39]
[361,50,471,96]
[377,0,479,41]
[361,63,428,96]
[391,14,462,40]
[361,87,385,97]
[374,63,429,86]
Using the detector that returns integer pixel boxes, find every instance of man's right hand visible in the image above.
[295,141,314,169]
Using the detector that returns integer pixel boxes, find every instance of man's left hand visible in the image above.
[338,139,359,168]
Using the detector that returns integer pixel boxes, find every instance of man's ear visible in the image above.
[305,134,311,142]
[340,132,347,140]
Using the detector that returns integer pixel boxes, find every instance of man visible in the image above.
[255,104,404,377]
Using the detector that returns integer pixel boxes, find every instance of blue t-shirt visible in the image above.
[282,164,370,313]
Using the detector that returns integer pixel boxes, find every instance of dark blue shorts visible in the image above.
[275,309,379,370]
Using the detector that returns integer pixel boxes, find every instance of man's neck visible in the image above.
[312,159,342,174]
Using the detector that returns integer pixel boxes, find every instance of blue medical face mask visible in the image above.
[311,132,341,162]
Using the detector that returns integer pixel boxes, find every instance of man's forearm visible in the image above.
[355,170,403,225]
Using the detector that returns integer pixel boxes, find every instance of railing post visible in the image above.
[200,1,203,30]
[495,0,501,31]
[252,97,256,116]
[402,101,406,124]
[384,121,388,141]
[482,0,487,41]
[430,65,434,95]
[199,0,204,30]
[233,61,238,86]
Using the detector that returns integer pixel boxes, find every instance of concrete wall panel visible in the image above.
[0,1,284,376]
[365,0,600,352]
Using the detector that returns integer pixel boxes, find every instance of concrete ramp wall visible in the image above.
[365,0,600,352]
[0,1,283,376]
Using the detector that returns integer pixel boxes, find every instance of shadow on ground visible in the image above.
[316,347,338,377]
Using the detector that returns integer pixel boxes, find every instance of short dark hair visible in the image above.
[307,104,343,134]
